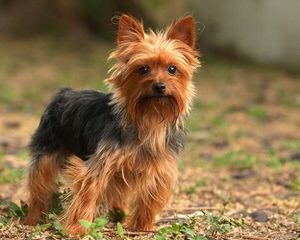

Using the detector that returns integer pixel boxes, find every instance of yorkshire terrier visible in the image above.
[24,15,199,235]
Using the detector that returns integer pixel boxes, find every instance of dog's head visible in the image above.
[107,15,200,127]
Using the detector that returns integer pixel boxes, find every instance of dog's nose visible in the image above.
[152,82,166,94]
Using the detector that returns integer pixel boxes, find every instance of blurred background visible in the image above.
[0,1,300,239]
[0,0,299,111]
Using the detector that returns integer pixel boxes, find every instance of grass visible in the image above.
[1,38,300,239]
[290,177,300,192]
[247,105,269,121]
[0,167,24,184]
[184,180,207,195]
[155,212,244,240]
[213,151,257,170]
[80,217,108,239]
[284,140,300,151]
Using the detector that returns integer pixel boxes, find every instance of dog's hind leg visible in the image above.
[23,153,62,225]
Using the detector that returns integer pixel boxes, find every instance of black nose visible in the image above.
[152,82,166,94]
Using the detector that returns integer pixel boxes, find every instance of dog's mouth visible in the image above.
[132,94,181,125]
[141,94,172,100]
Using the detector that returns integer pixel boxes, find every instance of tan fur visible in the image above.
[23,153,62,225]
[63,149,177,234]
[25,15,199,236]
[107,16,200,134]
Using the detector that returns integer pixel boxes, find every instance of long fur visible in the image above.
[24,14,200,235]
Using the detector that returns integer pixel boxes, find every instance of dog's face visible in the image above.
[108,15,199,127]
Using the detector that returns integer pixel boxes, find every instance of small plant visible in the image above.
[28,213,66,238]
[214,151,257,170]
[155,212,244,240]
[155,222,207,240]
[234,128,247,139]
[185,185,196,195]
[292,211,300,223]
[211,115,228,129]
[117,222,124,238]
[29,223,52,238]
[284,140,300,151]
[291,177,300,192]
[0,199,27,219]
[203,211,244,236]
[80,217,108,240]
[0,167,24,184]
[266,151,282,170]
[247,105,268,121]
[184,179,207,195]
[47,213,65,235]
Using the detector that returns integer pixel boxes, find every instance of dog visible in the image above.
[23,14,200,235]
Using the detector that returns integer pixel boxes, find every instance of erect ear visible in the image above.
[167,16,196,48]
[117,15,144,45]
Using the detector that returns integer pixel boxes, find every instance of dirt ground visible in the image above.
[0,38,300,239]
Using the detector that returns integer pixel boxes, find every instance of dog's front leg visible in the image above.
[126,161,177,231]
[62,155,116,236]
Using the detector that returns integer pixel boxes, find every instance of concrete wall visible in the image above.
[188,0,300,68]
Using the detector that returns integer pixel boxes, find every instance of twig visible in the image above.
[163,206,217,213]
[240,234,268,240]
[157,217,188,224]
[103,228,155,236]
[158,211,206,224]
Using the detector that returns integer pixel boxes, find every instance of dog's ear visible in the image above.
[167,16,196,48]
[117,15,144,45]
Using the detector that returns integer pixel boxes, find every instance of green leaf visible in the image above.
[53,221,63,231]
[196,236,208,240]
[182,226,197,237]
[222,223,231,233]
[117,222,124,237]
[94,217,107,228]
[172,223,181,233]
[79,219,92,230]
[37,223,52,231]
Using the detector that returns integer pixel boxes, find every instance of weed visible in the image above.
[291,177,300,192]
[203,211,244,236]
[29,223,52,238]
[155,212,244,240]
[154,219,206,240]
[196,179,207,187]
[28,214,66,239]
[292,211,300,223]
[0,199,27,219]
[234,128,247,139]
[15,149,30,161]
[0,167,24,184]
[0,151,5,160]
[80,217,108,240]
[214,151,257,170]
[284,140,300,151]
[185,179,207,195]
[211,115,228,129]
[247,105,268,121]
[266,150,282,170]
[185,185,196,195]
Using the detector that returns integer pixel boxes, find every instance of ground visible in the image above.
[0,38,300,239]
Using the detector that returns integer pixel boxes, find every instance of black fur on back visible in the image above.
[30,88,185,162]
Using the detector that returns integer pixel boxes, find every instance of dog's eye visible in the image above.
[138,65,150,75]
[167,65,177,75]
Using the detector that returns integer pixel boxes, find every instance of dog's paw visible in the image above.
[64,224,86,236]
